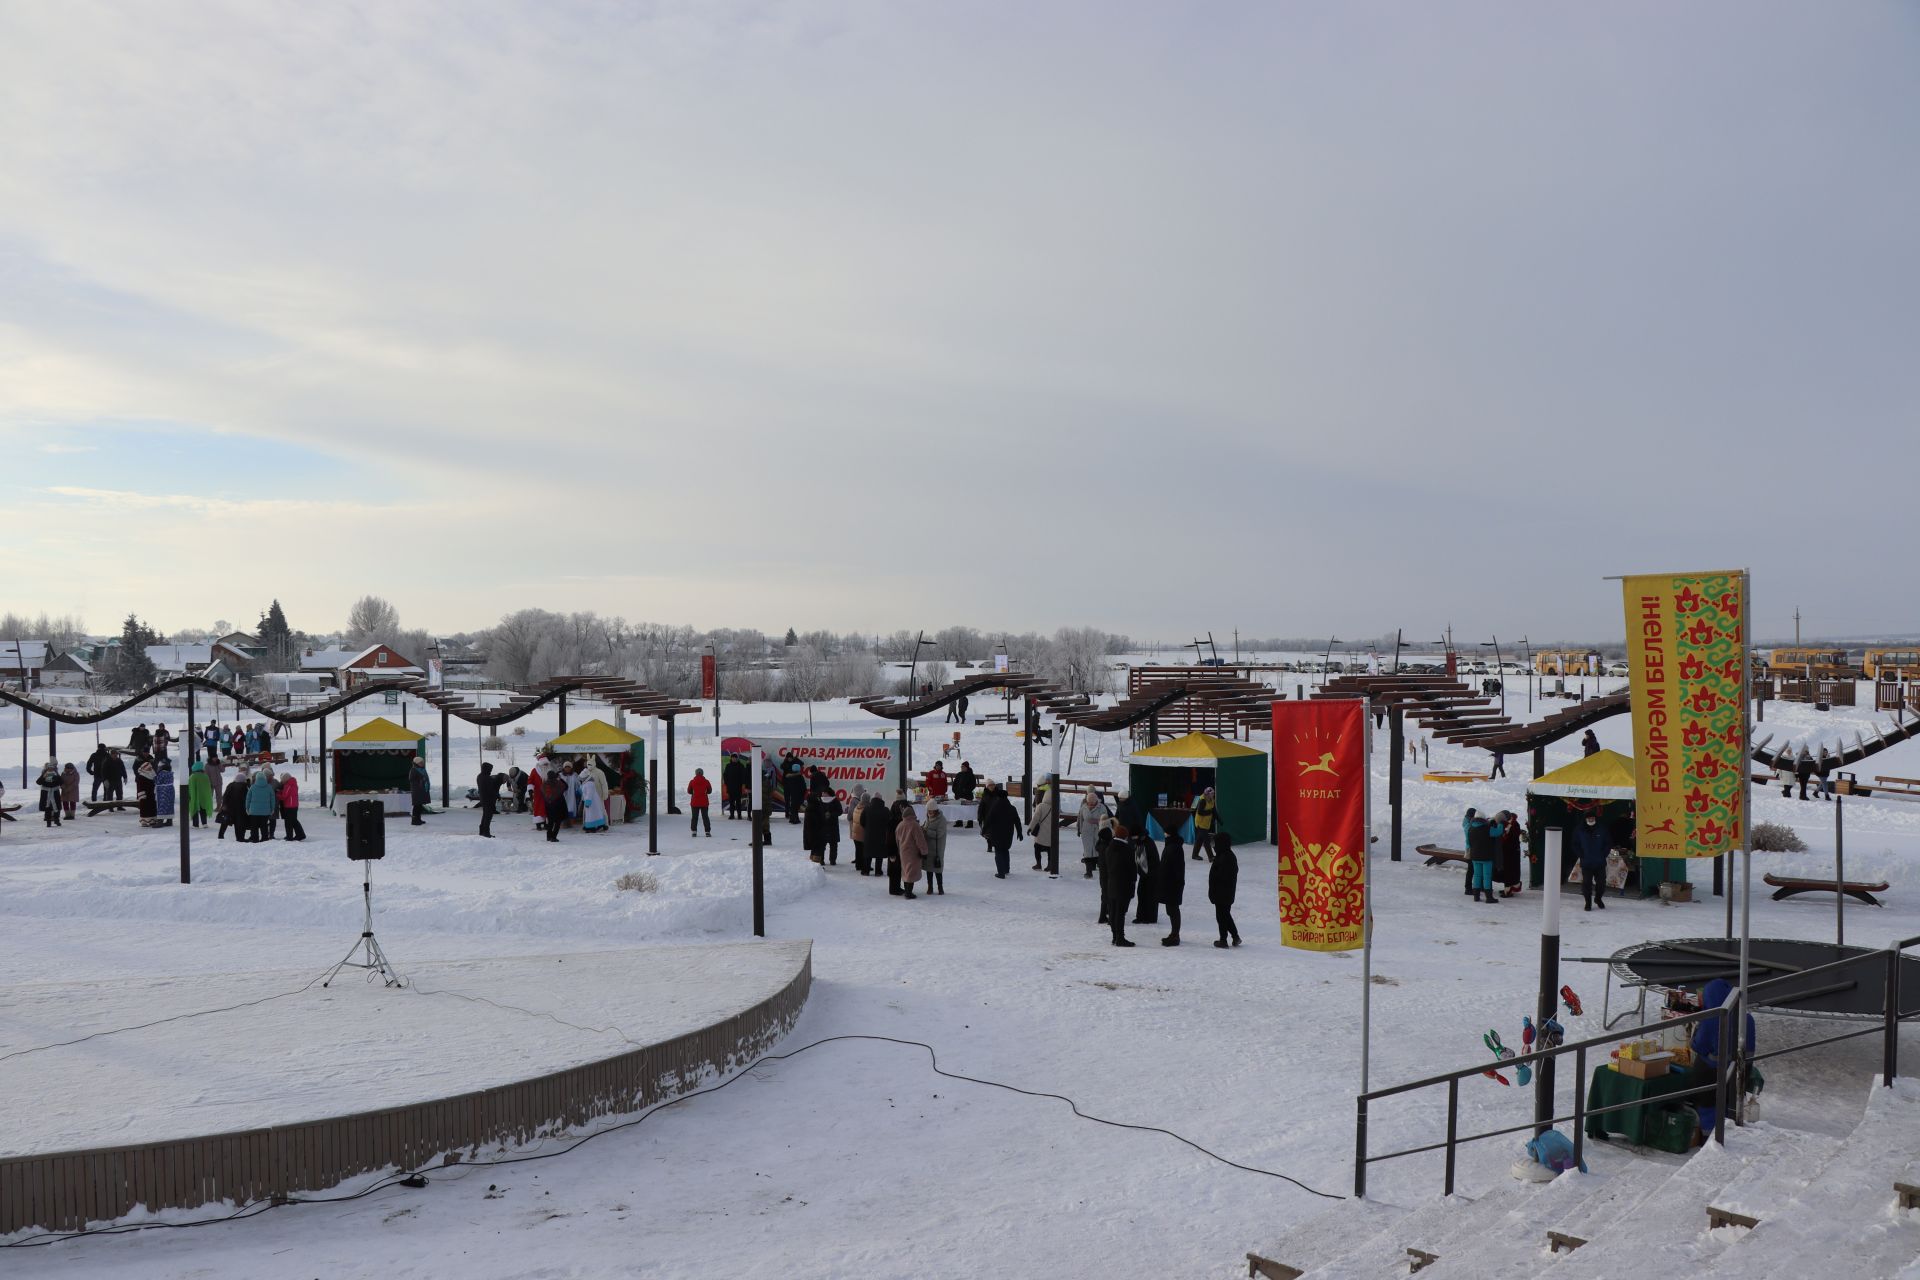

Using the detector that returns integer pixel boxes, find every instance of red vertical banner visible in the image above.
[1273,699,1370,951]
[700,654,717,700]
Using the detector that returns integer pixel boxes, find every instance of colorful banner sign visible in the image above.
[722,735,901,806]
[1272,699,1369,952]
[1622,571,1747,858]
[700,653,717,700]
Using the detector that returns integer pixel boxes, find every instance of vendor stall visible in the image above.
[329,715,426,814]
[1124,732,1268,844]
[545,718,645,821]
[1525,749,1684,896]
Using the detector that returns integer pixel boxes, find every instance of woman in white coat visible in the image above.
[1076,788,1110,879]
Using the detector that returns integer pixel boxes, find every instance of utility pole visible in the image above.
[1794,608,1801,645]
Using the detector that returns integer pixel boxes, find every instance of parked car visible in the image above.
[1606,662,1630,677]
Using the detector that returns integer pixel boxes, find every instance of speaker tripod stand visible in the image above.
[324,857,404,988]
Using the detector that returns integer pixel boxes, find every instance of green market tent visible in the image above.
[1125,733,1269,844]
[330,715,426,813]
[1524,749,1684,896]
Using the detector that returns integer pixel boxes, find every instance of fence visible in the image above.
[1355,933,1919,1198]
[0,944,811,1234]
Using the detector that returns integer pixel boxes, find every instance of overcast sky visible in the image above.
[2,2,1915,644]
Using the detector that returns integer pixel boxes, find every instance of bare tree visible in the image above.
[345,595,401,647]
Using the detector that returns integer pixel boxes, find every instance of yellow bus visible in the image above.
[1864,648,1920,680]
[1767,647,1854,679]
[1534,649,1601,676]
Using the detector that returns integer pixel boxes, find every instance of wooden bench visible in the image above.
[1896,1160,1920,1212]
[1763,872,1889,907]
[0,803,18,823]
[83,799,141,816]
[1873,775,1920,797]
[1416,843,1468,867]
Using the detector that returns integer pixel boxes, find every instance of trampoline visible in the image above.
[1606,936,1920,1026]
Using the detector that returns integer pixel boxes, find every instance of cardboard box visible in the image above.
[1615,1053,1672,1080]
[1659,881,1694,903]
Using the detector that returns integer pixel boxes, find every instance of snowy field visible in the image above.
[3,683,1920,1277]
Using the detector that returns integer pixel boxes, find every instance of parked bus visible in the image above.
[1766,647,1855,679]
[1864,648,1920,680]
[1534,649,1601,676]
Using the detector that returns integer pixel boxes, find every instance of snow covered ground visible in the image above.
[3,686,1919,1276]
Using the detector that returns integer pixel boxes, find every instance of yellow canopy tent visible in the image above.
[543,718,646,820]
[1526,749,1637,800]
[1525,748,1679,894]
[330,716,426,812]
[1125,732,1269,842]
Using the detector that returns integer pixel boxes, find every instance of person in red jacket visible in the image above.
[925,761,949,800]
[687,767,713,836]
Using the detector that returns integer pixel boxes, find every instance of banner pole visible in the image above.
[1360,697,1374,1099]
[1535,827,1562,1136]
[1737,569,1753,1121]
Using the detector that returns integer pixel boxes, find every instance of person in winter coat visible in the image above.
[1131,834,1162,924]
[1077,789,1110,878]
[980,784,1023,878]
[578,769,608,832]
[952,762,977,823]
[722,755,749,820]
[883,796,909,894]
[1580,730,1600,758]
[205,755,225,809]
[1192,788,1217,860]
[822,792,842,864]
[1572,813,1611,910]
[1815,747,1836,801]
[1467,810,1498,904]
[1028,785,1057,874]
[1495,810,1523,897]
[219,774,250,840]
[543,770,569,842]
[1208,834,1242,947]
[894,805,928,898]
[275,772,305,840]
[507,766,528,814]
[849,787,870,873]
[153,758,175,826]
[1114,791,1145,841]
[153,725,172,760]
[1690,979,1757,1135]
[1158,831,1187,945]
[1794,750,1816,801]
[36,762,63,827]
[99,749,126,802]
[475,762,502,837]
[187,760,215,827]
[127,724,151,757]
[780,752,805,824]
[86,744,110,802]
[59,762,80,820]
[925,762,949,799]
[203,724,219,761]
[1099,828,1137,946]
[860,793,892,879]
[245,769,277,840]
[1460,807,1482,898]
[408,757,431,826]
[134,757,157,823]
[803,791,831,864]
[529,755,550,828]
[923,802,949,894]
[688,767,713,835]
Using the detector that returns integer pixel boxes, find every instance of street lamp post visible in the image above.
[1518,636,1533,715]
[1481,637,1505,715]
[1322,637,1340,687]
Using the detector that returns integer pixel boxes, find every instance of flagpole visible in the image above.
[1361,697,1375,1099]
[1738,569,1753,1121]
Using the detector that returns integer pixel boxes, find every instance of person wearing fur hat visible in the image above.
[36,761,63,827]
[408,756,431,826]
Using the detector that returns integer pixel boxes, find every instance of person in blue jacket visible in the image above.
[244,768,278,842]
[1691,979,1756,1134]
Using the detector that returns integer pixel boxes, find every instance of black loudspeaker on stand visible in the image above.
[325,799,403,987]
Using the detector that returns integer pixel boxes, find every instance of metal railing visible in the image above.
[1354,933,1920,1198]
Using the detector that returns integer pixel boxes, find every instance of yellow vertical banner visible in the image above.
[1621,571,1747,858]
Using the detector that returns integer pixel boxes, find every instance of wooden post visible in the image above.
[48,716,55,766]
[178,784,191,884]
[440,709,450,809]
[666,717,679,813]
[1022,699,1034,823]
[319,714,328,807]
[187,686,197,764]
[19,706,25,787]
[1389,706,1404,862]
[558,692,568,736]
[649,759,659,855]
